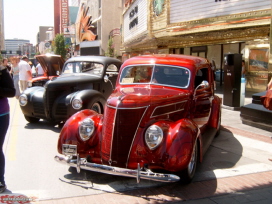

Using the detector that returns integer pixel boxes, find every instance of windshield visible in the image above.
[120,65,190,88]
[63,61,104,75]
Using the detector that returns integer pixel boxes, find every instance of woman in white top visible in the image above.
[10,57,20,99]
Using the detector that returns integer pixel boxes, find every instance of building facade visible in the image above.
[74,0,122,57]
[4,39,34,58]
[37,26,54,43]
[122,0,271,92]
[0,0,5,53]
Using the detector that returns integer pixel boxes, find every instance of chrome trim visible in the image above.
[55,155,180,183]
[126,106,149,167]
[107,97,149,168]
[106,104,149,110]
[109,103,119,165]
[151,101,186,118]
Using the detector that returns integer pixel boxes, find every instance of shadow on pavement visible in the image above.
[24,120,62,133]
[56,125,243,201]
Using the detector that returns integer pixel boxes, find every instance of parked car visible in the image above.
[55,54,221,183]
[19,56,122,123]
[28,54,65,87]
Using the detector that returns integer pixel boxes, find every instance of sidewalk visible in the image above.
[37,85,272,203]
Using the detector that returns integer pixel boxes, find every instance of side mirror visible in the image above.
[198,80,209,89]
[193,80,209,99]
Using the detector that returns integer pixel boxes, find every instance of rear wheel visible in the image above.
[178,142,198,184]
[24,115,40,123]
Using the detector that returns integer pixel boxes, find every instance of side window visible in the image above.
[195,68,209,88]
[63,63,74,74]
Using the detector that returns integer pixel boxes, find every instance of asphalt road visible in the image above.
[3,97,272,202]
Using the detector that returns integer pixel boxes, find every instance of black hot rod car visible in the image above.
[19,56,122,123]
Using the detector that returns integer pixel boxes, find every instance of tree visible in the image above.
[54,34,67,59]
[105,37,114,57]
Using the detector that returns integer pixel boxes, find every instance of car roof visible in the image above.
[65,56,122,66]
[121,54,210,72]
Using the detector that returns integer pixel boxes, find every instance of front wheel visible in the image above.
[177,142,198,184]
[87,98,103,114]
[24,115,40,123]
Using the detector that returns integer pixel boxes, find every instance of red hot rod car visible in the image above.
[55,54,221,183]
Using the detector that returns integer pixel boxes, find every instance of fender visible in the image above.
[52,90,107,120]
[20,86,45,117]
[129,118,201,172]
[69,89,106,110]
[24,86,45,102]
[208,95,221,129]
[163,118,200,172]
[57,109,103,162]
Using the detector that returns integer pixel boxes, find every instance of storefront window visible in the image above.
[245,45,269,92]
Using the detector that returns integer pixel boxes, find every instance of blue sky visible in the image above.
[3,0,54,44]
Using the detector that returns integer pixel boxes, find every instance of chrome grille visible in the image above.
[33,102,45,115]
[101,106,147,168]
[44,87,66,118]
[101,106,116,162]
[56,103,67,116]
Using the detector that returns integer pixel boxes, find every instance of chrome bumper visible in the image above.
[55,154,180,183]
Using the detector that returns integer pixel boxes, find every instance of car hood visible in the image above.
[107,85,191,108]
[45,73,101,87]
[35,54,65,77]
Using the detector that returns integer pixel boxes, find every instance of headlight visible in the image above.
[19,94,28,106]
[145,125,163,150]
[72,98,83,109]
[79,118,95,141]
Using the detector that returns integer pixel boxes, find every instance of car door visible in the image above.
[192,67,213,129]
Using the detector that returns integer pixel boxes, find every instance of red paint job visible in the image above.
[57,54,221,176]
[57,109,103,163]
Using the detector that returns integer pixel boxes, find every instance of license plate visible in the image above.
[62,144,77,156]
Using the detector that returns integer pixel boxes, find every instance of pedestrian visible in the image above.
[241,60,246,78]
[18,55,32,92]
[0,61,16,193]
[266,77,272,162]
[10,57,21,99]
[2,58,11,73]
[35,63,44,76]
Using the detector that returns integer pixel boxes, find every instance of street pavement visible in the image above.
[1,84,272,204]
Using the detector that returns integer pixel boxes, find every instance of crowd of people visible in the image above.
[1,55,40,99]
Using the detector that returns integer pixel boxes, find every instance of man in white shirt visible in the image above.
[18,55,32,92]
[35,63,44,76]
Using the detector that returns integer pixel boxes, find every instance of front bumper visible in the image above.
[55,154,180,183]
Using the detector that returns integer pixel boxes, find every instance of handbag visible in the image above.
[261,89,272,110]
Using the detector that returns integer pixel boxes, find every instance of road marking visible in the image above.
[7,98,19,161]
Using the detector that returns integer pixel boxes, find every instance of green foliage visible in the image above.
[54,34,67,59]
[105,37,114,57]
[0,53,2,62]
